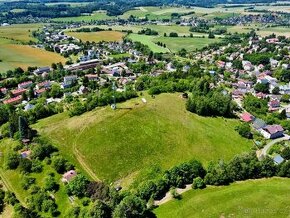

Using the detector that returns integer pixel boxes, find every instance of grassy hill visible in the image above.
[33,93,252,186]
[154,177,290,218]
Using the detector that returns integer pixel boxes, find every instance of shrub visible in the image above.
[192,177,206,189]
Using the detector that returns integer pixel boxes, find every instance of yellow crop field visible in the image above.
[67,30,125,42]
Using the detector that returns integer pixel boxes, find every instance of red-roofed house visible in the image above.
[11,89,27,97]
[61,170,77,183]
[261,125,284,139]
[3,96,22,105]
[36,81,51,90]
[0,88,7,95]
[18,81,33,89]
[240,112,255,122]
[268,99,280,111]
[35,88,47,97]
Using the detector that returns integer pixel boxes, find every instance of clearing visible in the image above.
[33,93,252,186]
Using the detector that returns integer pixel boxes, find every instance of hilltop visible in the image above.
[34,93,252,186]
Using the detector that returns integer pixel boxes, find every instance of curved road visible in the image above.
[260,134,290,158]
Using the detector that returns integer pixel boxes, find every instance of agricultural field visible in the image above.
[0,23,42,42]
[154,177,290,218]
[52,11,112,22]
[152,36,221,52]
[34,93,252,186]
[66,30,125,42]
[0,38,66,72]
[119,6,196,20]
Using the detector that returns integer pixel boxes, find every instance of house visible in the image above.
[3,96,23,105]
[273,155,284,165]
[62,75,77,88]
[279,83,290,94]
[270,58,279,68]
[266,38,279,44]
[11,89,27,97]
[217,61,225,68]
[36,81,51,90]
[252,118,266,130]
[18,81,33,89]
[35,88,47,97]
[0,88,7,95]
[24,103,35,111]
[260,125,284,139]
[61,170,77,183]
[20,150,31,159]
[268,99,280,111]
[240,112,255,122]
[33,67,51,75]
[85,74,99,81]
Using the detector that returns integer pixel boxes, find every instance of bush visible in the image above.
[281,147,290,160]
[170,187,181,199]
[5,152,20,170]
[192,177,206,189]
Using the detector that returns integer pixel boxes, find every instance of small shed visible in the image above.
[273,155,284,165]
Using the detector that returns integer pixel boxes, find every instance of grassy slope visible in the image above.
[154,177,290,218]
[34,93,252,184]
[66,31,125,42]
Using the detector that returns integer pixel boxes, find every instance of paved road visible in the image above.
[260,134,290,158]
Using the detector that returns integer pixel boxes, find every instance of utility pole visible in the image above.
[111,81,116,110]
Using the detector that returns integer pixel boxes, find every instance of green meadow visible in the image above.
[155,177,290,218]
[34,93,252,186]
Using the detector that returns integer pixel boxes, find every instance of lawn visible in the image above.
[33,93,252,186]
[154,177,290,218]
[0,38,66,72]
[52,11,112,22]
[66,31,125,42]
[127,34,169,53]
[152,36,221,52]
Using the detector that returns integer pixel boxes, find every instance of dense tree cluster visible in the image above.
[186,78,233,117]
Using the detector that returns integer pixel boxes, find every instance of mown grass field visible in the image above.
[152,36,221,52]
[154,177,290,218]
[52,11,112,22]
[127,34,169,53]
[34,93,252,185]
[66,30,125,42]
[0,139,72,217]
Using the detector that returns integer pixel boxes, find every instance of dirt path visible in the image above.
[73,125,100,181]
[154,184,192,206]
